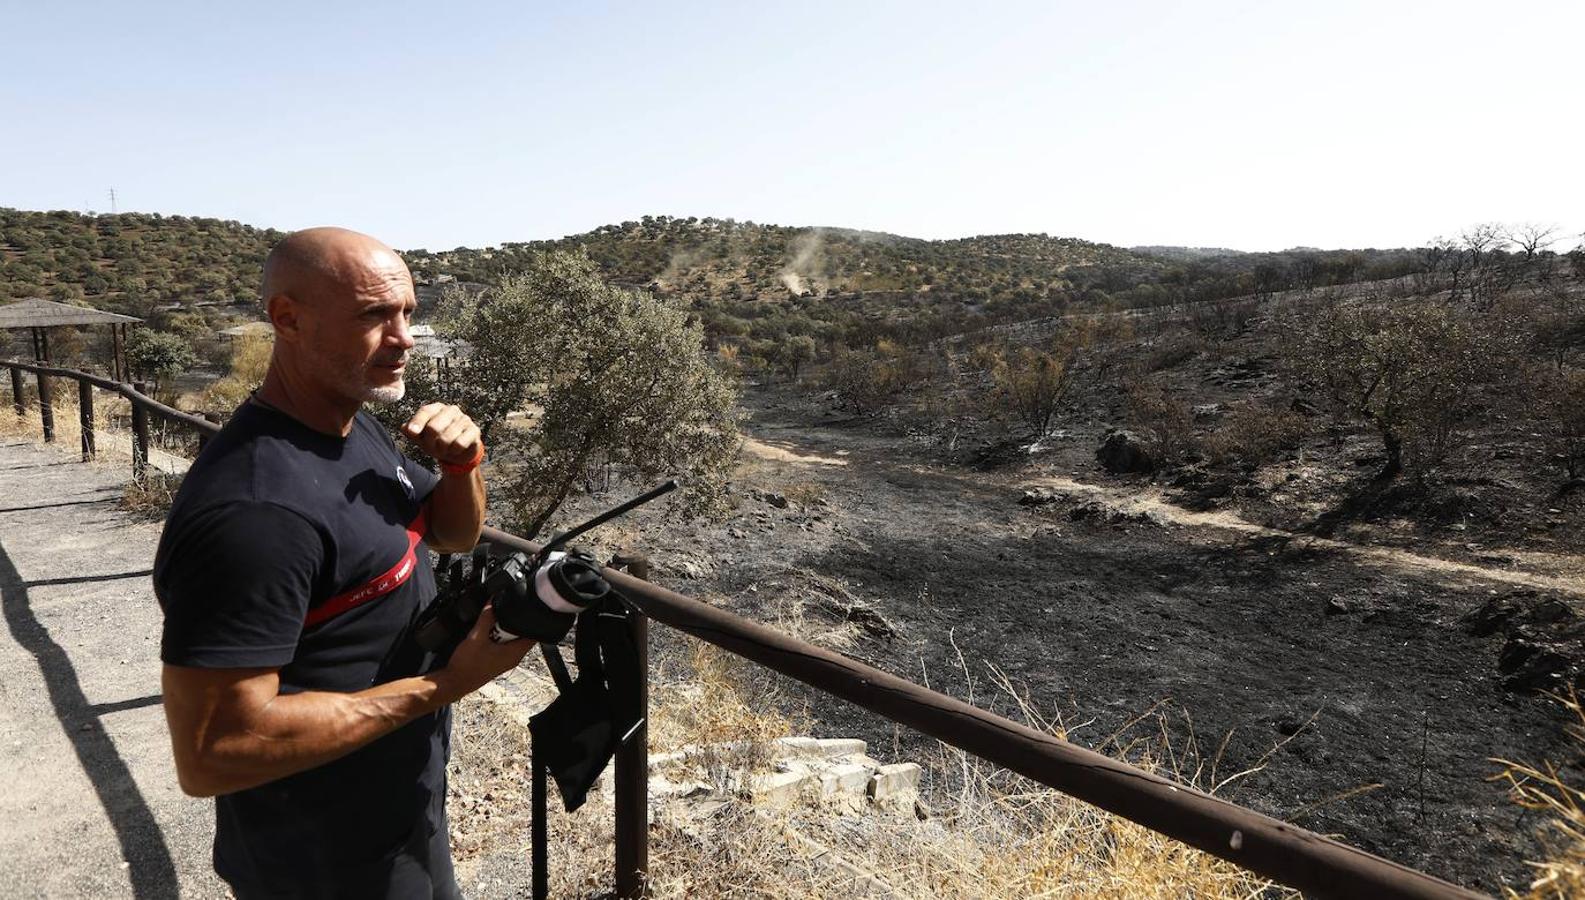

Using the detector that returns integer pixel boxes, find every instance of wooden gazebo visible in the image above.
[0,297,141,381]
[218,321,275,342]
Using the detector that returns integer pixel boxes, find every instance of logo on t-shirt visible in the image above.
[395,465,415,499]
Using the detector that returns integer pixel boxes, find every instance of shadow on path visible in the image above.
[0,539,178,898]
[1,461,79,471]
[88,695,165,716]
[0,497,118,514]
[25,569,154,589]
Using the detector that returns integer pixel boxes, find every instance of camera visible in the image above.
[412,480,675,661]
[414,547,612,654]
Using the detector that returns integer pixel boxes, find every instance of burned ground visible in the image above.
[558,377,1585,896]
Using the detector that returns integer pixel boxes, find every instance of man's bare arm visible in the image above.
[403,402,486,552]
[425,465,485,552]
[162,608,529,797]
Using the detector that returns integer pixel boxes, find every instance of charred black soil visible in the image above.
[557,380,1584,896]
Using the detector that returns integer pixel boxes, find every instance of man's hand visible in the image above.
[407,402,487,552]
[435,606,535,703]
[403,403,482,468]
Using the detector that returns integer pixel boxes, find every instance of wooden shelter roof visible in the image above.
[414,334,472,360]
[0,298,142,329]
[218,321,275,338]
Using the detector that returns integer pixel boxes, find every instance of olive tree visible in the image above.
[402,250,740,537]
[1287,300,1517,476]
[125,328,199,400]
[775,334,817,382]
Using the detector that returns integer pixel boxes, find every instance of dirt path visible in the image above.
[0,438,224,898]
[1023,475,1585,598]
[741,433,1585,598]
[741,437,848,467]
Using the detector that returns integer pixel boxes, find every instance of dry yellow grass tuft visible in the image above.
[3,377,195,518]
[648,641,807,785]
[1493,689,1585,899]
[119,471,185,519]
[448,641,1293,899]
[1,381,61,443]
[197,334,272,414]
[2,375,201,468]
[780,479,828,507]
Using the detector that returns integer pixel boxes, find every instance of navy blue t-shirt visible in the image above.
[154,398,449,890]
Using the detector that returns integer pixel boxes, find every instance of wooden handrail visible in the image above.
[1,359,220,435]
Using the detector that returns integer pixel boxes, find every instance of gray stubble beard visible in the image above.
[363,381,407,404]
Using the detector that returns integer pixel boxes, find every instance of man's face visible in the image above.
[299,253,417,405]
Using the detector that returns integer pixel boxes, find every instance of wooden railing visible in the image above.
[0,359,1488,900]
[3,359,216,476]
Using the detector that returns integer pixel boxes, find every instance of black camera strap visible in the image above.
[528,595,645,812]
[528,595,644,899]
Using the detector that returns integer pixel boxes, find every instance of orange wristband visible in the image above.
[439,442,485,476]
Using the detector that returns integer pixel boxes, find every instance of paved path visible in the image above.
[0,438,227,898]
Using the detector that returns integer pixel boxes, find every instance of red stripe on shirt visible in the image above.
[303,509,427,630]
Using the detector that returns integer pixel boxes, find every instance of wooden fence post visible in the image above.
[9,367,23,417]
[37,372,54,443]
[131,381,150,480]
[612,554,651,900]
[78,379,95,461]
[197,412,221,455]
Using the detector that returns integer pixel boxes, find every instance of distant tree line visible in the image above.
[0,208,277,320]
[6,207,1580,403]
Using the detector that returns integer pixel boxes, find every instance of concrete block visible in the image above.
[775,737,867,760]
[774,736,821,754]
[813,738,868,759]
[867,763,922,812]
[650,775,712,801]
[839,754,884,772]
[820,762,872,795]
[751,769,818,809]
[820,762,872,812]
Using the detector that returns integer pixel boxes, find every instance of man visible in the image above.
[154,227,531,898]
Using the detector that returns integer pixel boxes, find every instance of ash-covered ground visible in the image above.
[548,379,1583,896]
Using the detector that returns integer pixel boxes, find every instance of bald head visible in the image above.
[257,227,418,417]
[262,227,411,309]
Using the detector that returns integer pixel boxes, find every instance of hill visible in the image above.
[0,208,279,315]
[1,208,1434,354]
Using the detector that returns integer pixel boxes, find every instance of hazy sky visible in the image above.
[3,1,1580,252]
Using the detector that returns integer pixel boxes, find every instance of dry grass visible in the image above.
[781,479,829,506]
[3,377,196,519]
[448,641,1295,899]
[1,377,199,470]
[1,382,63,444]
[2,382,110,457]
[446,686,581,872]
[650,641,804,752]
[1201,402,1313,467]
[0,370,1343,898]
[1493,689,1585,899]
[119,471,185,519]
[195,335,271,413]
